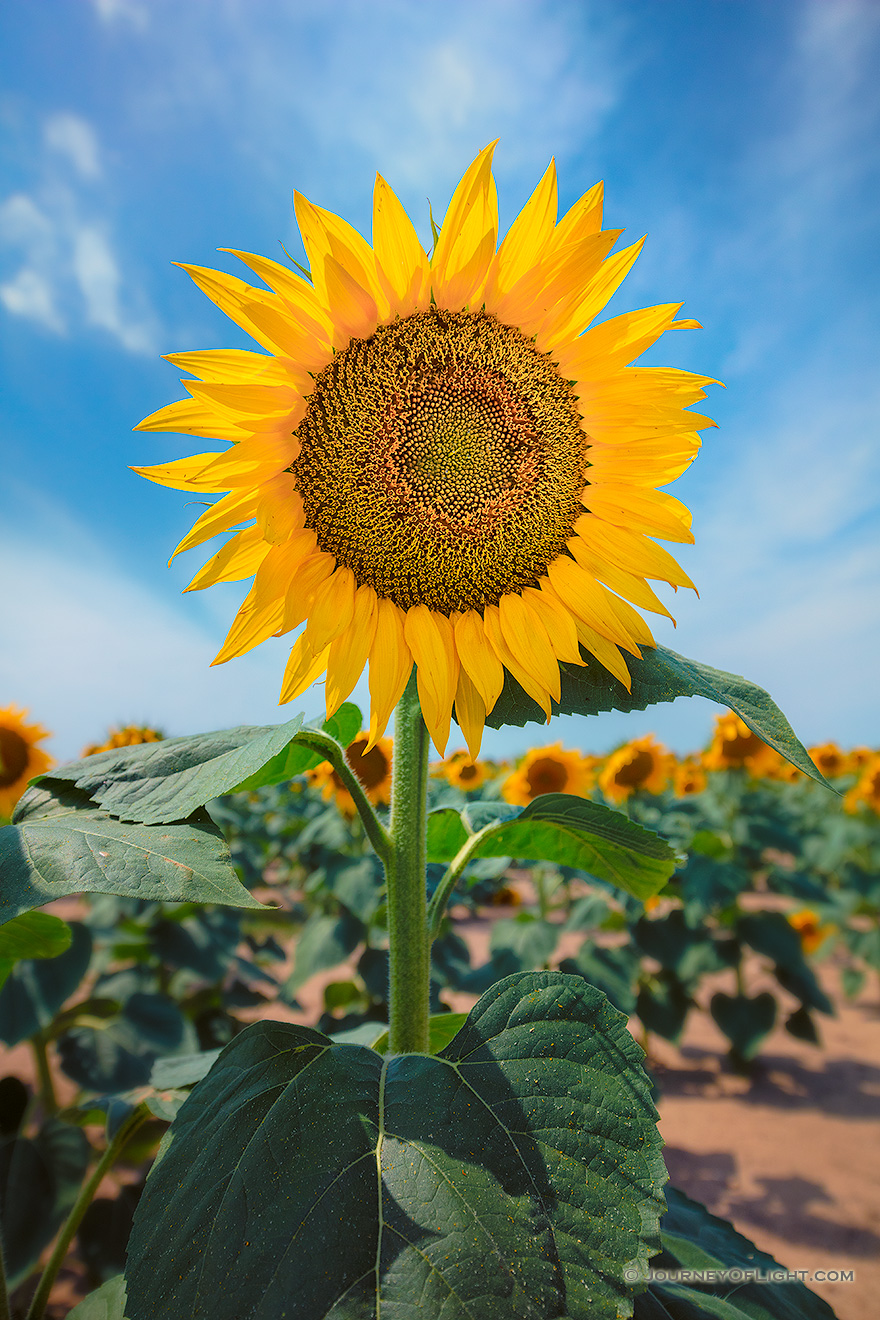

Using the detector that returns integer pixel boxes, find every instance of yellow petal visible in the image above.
[482,604,552,719]
[570,613,634,690]
[453,666,487,762]
[550,180,604,250]
[279,632,330,706]
[404,606,459,755]
[213,536,317,664]
[546,554,643,653]
[568,538,675,621]
[305,566,357,651]
[132,452,228,492]
[164,348,276,383]
[220,249,331,334]
[169,486,260,562]
[323,253,379,345]
[556,303,680,379]
[431,141,498,307]
[580,485,694,544]
[452,610,505,714]
[184,525,270,592]
[573,516,696,590]
[176,263,302,356]
[367,598,413,749]
[484,158,557,306]
[538,236,646,351]
[184,379,302,419]
[281,551,335,633]
[256,475,305,544]
[522,586,584,665]
[194,430,301,490]
[134,398,246,442]
[373,174,431,316]
[498,591,561,702]
[324,585,379,719]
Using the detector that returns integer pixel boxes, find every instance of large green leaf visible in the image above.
[483,645,827,786]
[125,971,666,1319]
[428,794,677,902]
[0,783,263,925]
[231,702,362,793]
[35,717,306,825]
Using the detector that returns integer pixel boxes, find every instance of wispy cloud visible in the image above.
[0,113,158,353]
[88,0,149,30]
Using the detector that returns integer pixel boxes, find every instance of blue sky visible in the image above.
[2,0,879,764]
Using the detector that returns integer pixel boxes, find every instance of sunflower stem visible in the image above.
[385,669,430,1054]
[294,730,391,863]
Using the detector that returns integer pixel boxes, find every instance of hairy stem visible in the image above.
[425,828,492,940]
[26,1106,149,1320]
[295,730,391,863]
[385,669,430,1054]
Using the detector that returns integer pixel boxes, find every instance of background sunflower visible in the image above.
[0,704,54,818]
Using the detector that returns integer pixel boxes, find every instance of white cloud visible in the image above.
[89,0,149,29]
[72,225,155,353]
[0,268,64,332]
[45,113,101,180]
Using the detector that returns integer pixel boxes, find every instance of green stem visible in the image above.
[31,1035,57,1116]
[26,1106,149,1320]
[385,669,430,1054]
[296,730,391,863]
[426,827,493,940]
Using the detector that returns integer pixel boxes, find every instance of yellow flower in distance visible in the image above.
[787,909,836,956]
[702,711,779,776]
[503,743,596,805]
[807,742,847,779]
[599,734,671,803]
[308,733,393,816]
[673,756,707,796]
[82,724,165,757]
[135,145,715,758]
[0,705,54,818]
[438,750,491,793]
[844,754,880,815]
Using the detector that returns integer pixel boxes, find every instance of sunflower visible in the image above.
[437,750,491,792]
[598,734,671,803]
[844,754,880,815]
[135,145,715,758]
[308,733,393,815]
[807,742,846,779]
[502,742,596,805]
[672,755,707,796]
[81,724,165,757]
[701,711,779,776]
[787,909,836,956]
[0,705,54,819]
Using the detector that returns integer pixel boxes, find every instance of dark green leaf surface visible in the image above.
[230,703,362,793]
[38,716,305,825]
[709,993,777,1061]
[125,971,666,1320]
[0,783,263,925]
[0,1116,90,1288]
[484,646,827,786]
[0,922,92,1046]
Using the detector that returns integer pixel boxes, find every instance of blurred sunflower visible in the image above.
[308,733,393,815]
[807,742,846,779]
[502,742,596,805]
[0,705,54,818]
[81,724,165,756]
[135,144,714,757]
[702,711,779,776]
[787,909,836,956]
[672,755,706,796]
[845,746,874,772]
[598,734,671,803]
[437,750,491,792]
[844,754,880,815]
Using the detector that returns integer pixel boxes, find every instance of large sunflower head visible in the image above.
[502,742,596,805]
[135,145,715,757]
[0,704,54,819]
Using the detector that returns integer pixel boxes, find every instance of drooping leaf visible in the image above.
[0,783,264,925]
[282,911,364,998]
[150,1050,222,1090]
[56,993,195,1093]
[125,971,666,1320]
[429,794,677,902]
[559,944,639,1015]
[489,912,561,970]
[230,703,363,794]
[637,974,691,1043]
[484,645,828,786]
[709,992,777,1061]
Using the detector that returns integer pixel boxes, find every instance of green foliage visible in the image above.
[0,910,71,991]
[0,783,262,924]
[0,1114,90,1288]
[65,1274,129,1320]
[486,645,827,785]
[0,921,92,1045]
[125,972,666,1320]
